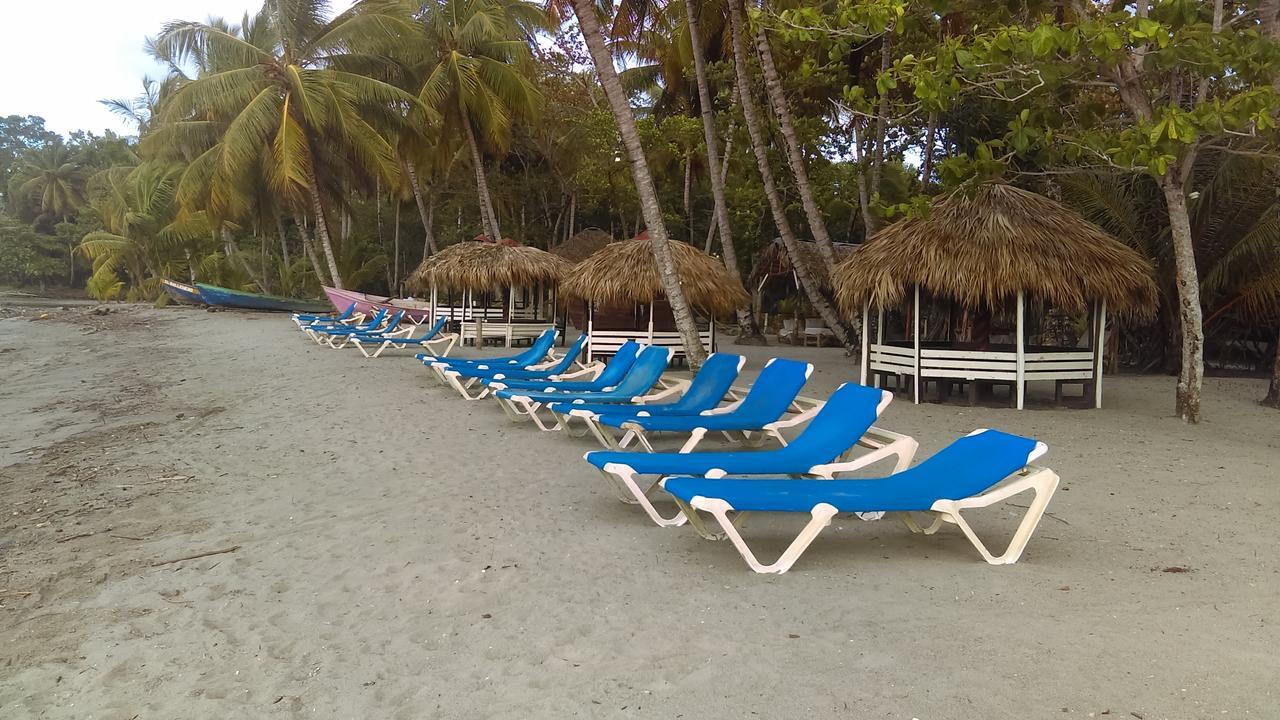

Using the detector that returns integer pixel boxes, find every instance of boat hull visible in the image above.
[195,283,331,313]
[322,286,433,323]
[162,279,204,305]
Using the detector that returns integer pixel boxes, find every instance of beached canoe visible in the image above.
[196,283,331,313]
[323,286,434,323]
[162,279,205,305]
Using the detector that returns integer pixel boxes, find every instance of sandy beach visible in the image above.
[2,303,1277,719]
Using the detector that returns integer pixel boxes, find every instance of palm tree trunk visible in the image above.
[275,215,291,268]
[1263,329,1280,408]
[405,160,439,255]
[921,111,938,185]
[463,120,502,240]
[727,0,851,347]
[571,0,708,367]
[704,127,733,252]
[683,150,692,239]
[687,0,764,342]
[754,22,839,266]
[868,30,893,225]
[1160,173,1205,422]
[294,211,330,287]
[303,172,344,289]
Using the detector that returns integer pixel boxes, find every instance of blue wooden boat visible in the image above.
[195,283,331,313]
[162,279,205,305]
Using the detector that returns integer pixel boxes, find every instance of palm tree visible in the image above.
[415,0,547,241]
[14,143,87,223]
[148,0,424,289]
[725,0,851,346]
[568,0,708,366]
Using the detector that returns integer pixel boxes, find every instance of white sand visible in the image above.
[2,304,1277,719]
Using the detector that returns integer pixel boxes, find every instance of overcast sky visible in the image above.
[0,1,353,138]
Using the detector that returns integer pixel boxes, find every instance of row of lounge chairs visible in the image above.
[401,326,1061,574]
[293,304,456,358]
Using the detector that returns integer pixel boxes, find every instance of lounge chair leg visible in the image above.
[691,499,838,574]
[930,468,1061,564]
[678,428,708,454]
[585,418,620,449]
[600,465,689,527]
[444,372,490,400]
[526,404,562,432]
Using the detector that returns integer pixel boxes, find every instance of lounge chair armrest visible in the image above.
[807,435,920,478]
[761,401,827,432]
[699,398,744,415]
[855,425,915,451]
[635,379,688,403]
[550,363,600,380]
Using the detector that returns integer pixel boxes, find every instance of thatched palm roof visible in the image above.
[833,183,1158,317]
[552,228,614,264]
[560,238,749,314]
[749,238,858,288]
[405,241,571,293]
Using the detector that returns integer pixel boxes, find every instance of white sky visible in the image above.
[0,1,353,137]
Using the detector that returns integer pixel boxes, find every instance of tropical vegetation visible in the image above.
[0,0,1277,416]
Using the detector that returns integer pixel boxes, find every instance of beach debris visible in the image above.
[1157,566,1192,574]
[151,544,241,567]
[481,613,492,619]
[89,306,113,316]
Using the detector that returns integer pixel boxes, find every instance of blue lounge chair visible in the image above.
[549,353,747,449]
[293,302,359,329]
[326,310,406,348]
[494,345,674,431]
[660,429,1060,573]
[305,308,388,343]
[595,357,815,453]
[583,383,916,527]
[349,316,456,359]
[420,329,560,397]
[487,342,642,425]
[447,333,593,382]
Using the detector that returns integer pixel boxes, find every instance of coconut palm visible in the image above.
[566,0,708,366]
[147,0,425,289]
[415,0,547,242]
[725,0,851,346]
[14,143,87,224]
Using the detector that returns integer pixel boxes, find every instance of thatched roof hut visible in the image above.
[552,228,614,264]
[833,183,1157,318]
[406,241,571,293]
[749,238,858,289]
[560,238,749,314]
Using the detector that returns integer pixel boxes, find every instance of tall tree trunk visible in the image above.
[851,120,875,236]
[303,173,344,289]
[223,228,270,293]
[405,161,439,256]
[868,30,893,224]
[294,211,330,287]
[422,196,435,261]
[687,0,763,341]
[754,22,839,266]
[275,215,291,268]
[1160,173,1205,423]
[727,0,851,347]
[571,0,708,367]
[1264,328,1280,408]
[683,150,692,240]
[704,128,733,252]
[463,120,501,241]
[921,111,938,186]
[393,198,401,291]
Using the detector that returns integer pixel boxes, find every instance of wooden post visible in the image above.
[506,286,515,347]
[1094,298,1107,408]
[429,283,437,325]
[860,302,870,385]
[587,301,595,363]
[913,285,921,404]
[1015,290,1026,410]
[876,305,885,389]
[647,300,655,346]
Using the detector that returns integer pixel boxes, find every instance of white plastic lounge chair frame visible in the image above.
[665,432,1060,574]
[493,374,686,432]
[437,354,601,401]
[350,326,457,359]
[613,387,820,454]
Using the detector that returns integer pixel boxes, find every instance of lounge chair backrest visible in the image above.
[423,315,448,339]
[359,308,388,330]
[509,328,557,364]
[543,333,590,374]
[729,358,813,418]
[332,303,355,321]
[594,341,642,385]
[669,353,744,412]
[887,429,1041,505]
[780,383,890,461]
[610,346,674,394]
[379,310,406,334]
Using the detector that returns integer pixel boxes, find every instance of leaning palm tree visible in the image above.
[148,0,424,289]
[415,0,547,242]
[725,0,851,346]
[565,0,708,366]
